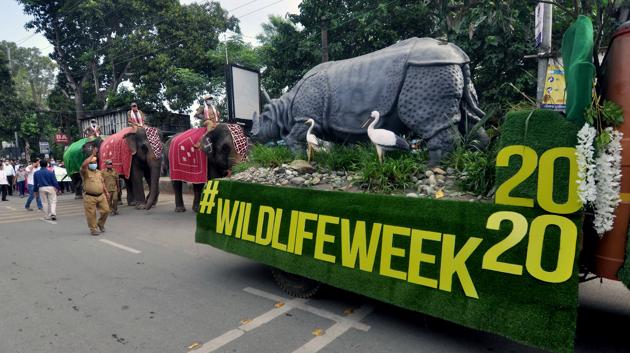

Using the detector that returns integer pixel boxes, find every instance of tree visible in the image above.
[0,41,56,108]
[0,50,24,142]
[257,0,624,123]
[18,0,238,127]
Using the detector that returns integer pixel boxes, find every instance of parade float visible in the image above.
[194,18,630,353]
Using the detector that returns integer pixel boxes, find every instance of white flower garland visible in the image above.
[593,128,623,236]
[576,124,597,204]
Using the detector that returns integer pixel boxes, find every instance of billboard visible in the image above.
[226,65,260,131]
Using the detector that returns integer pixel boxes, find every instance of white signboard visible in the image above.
[39,141,50,154]
[230,66,260,121]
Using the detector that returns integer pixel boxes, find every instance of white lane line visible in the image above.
[5,206,16,211]
[244,287,370,331]
[0,212,86,224]
[292,305,374,353]
[194,295,307,353]
[98,239,142,254]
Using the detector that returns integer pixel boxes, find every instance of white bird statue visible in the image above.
[362,111,410,164]
[304,118,328,162]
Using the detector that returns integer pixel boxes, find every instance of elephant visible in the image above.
[123,127,163,210]
[164,123,247,213]
[251,37,489,166]
[62,137,103,199]
[99,127,163,210]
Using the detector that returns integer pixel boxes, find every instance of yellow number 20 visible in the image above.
[496,146,580,214]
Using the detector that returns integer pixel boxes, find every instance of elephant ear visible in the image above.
[124,133,137,155]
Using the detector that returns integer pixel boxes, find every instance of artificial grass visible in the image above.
[196,180,580,353]
[496,110,580,209]
[618,228,630,290]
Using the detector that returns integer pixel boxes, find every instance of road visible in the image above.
[1,192,629,353]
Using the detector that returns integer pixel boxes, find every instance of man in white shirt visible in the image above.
[3,160,15,196]
[25,159,43,211]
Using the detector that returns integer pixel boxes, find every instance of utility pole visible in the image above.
[536,2,553,105]
[5,45,12,72]
[321,16,329,62]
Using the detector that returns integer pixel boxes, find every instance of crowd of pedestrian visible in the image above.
[1,153,123,236]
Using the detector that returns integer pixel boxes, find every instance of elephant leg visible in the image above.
[284,123,309,157]
[131,161,146,209]
[173,180,185,212]
[71,174,83,199]
[398,64,463,167]
[125,177,135,206]
[192,183,204,213]
[145,161,161,210]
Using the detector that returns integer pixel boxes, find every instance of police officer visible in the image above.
[80,148,110,235]
[102,160,120,215]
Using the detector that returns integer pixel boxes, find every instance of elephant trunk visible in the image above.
[145,162,161,210]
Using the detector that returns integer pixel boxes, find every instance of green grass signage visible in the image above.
[196,111,582,353]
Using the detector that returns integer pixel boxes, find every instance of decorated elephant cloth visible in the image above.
[146,127,163,159]
[169,128,208,183]
[63,137,93,176]
[99,128,134,178]
[226,124,249,160]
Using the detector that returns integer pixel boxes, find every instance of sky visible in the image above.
[0,0,302,55]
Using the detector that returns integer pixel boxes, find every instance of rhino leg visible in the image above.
[284,123,309,156]
[398,64,464,167]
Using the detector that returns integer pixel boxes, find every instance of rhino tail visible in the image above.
[460,64,490,148]
[461,63,485,123]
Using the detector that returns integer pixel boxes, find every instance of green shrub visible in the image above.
[248,144,294,167]
[355,150,426,192]
[314,144,372,171]
[448,146,495,195]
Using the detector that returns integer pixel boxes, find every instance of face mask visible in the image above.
[88,163,98,170]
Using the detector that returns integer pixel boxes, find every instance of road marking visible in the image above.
[194,295,307,353]
[244,287,370,331]
[98,239,142,254]
[5,206,16,211]
[0,212,86,224]
[191,287,372,353]
[292,305,374,353]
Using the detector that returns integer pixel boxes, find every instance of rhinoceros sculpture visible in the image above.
[252,37,489,166]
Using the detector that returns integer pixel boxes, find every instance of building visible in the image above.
[80,108,190,139]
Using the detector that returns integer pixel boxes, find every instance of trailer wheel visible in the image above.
[271,268,321,298]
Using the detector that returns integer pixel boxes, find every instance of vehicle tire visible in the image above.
[271,268,321,298]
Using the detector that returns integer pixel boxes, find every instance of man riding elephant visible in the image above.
[99,125,163,210]
[165,121,248,212]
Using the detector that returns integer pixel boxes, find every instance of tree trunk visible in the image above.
[74,88,84,132]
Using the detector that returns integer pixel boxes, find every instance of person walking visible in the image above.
[3,160,15,196]
[25,159,43,211]
[33,160,60,220]
[0,163,9,201]
[80,149,110,235]
[15,166,26,197]
[102,160,120,215]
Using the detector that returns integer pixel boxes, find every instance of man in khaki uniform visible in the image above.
[80,149,110,235]
[102,160,119,215]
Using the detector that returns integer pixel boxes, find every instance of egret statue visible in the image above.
[362,111,410,164]
[304,118,328,162]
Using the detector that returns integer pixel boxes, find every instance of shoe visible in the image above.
[51,215,57,221]
[98,225,105,232]
[44,216,52,220]
[38,208,43,212]
[90,230,100,236]
[26,208,33,211]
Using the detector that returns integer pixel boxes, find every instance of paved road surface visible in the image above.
[0,192,629,353]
